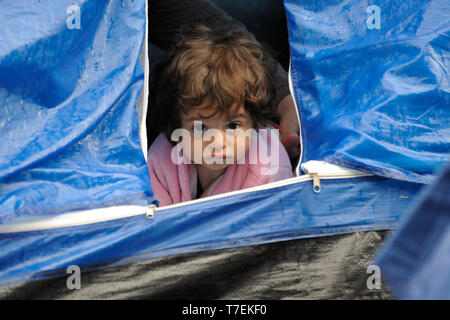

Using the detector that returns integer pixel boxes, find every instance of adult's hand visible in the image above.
[277,94,301,162]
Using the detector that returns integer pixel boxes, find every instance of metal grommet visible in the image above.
[146,204,157,219]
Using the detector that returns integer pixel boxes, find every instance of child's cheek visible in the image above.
[193,137,204,162]
[179,136,198,164]
[232,133,251,162]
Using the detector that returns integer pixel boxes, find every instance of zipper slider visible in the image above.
[301,160,372,194]
[311,173,321,193]
[146,204,157,219]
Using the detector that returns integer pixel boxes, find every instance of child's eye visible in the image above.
[227,122,241,130]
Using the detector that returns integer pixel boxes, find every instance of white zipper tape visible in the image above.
[0,204,148,234]
[138,0,150,160]
[288,60,303,176]
[301,160,372,194]
[0,162,371,234]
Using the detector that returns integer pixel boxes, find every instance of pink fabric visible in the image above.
[147,130,293,207]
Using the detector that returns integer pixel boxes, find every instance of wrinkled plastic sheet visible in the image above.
[376,161,450,299]
[0,0,154,224]
[0,230,392,299]
[285,0,450,184]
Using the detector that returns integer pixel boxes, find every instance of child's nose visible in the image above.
[212,132,226,148]
[210,131,228,150]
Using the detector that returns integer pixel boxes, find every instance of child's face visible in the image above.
[180,103,254,172]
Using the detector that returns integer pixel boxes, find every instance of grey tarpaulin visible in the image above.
[0,231,392,299]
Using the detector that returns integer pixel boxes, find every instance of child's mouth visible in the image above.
[203,155,232,163]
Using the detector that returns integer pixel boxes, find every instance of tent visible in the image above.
[0,0,448,299]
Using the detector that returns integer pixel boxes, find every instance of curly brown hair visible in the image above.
[146,24,277,147]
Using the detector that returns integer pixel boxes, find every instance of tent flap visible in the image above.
[376,162,450,299]
[0,0,154,224]
[285,0,450,183]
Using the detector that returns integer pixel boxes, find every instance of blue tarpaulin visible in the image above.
[376,161,450,299]
[285,0,450,183]
[0,0,154,224]
[0,175,423,285]
[0,0,448,297]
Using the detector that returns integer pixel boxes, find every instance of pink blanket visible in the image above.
[147,130,293,207]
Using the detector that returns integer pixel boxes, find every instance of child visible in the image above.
[147,25,293,207]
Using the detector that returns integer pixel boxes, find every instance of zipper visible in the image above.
[138,0,150,161]
[0,204,151,234]
[102,161,371,213]
[301,160,372,193]
[288,59,303,176]
[0,161,371,234]
[311,173,321,193]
